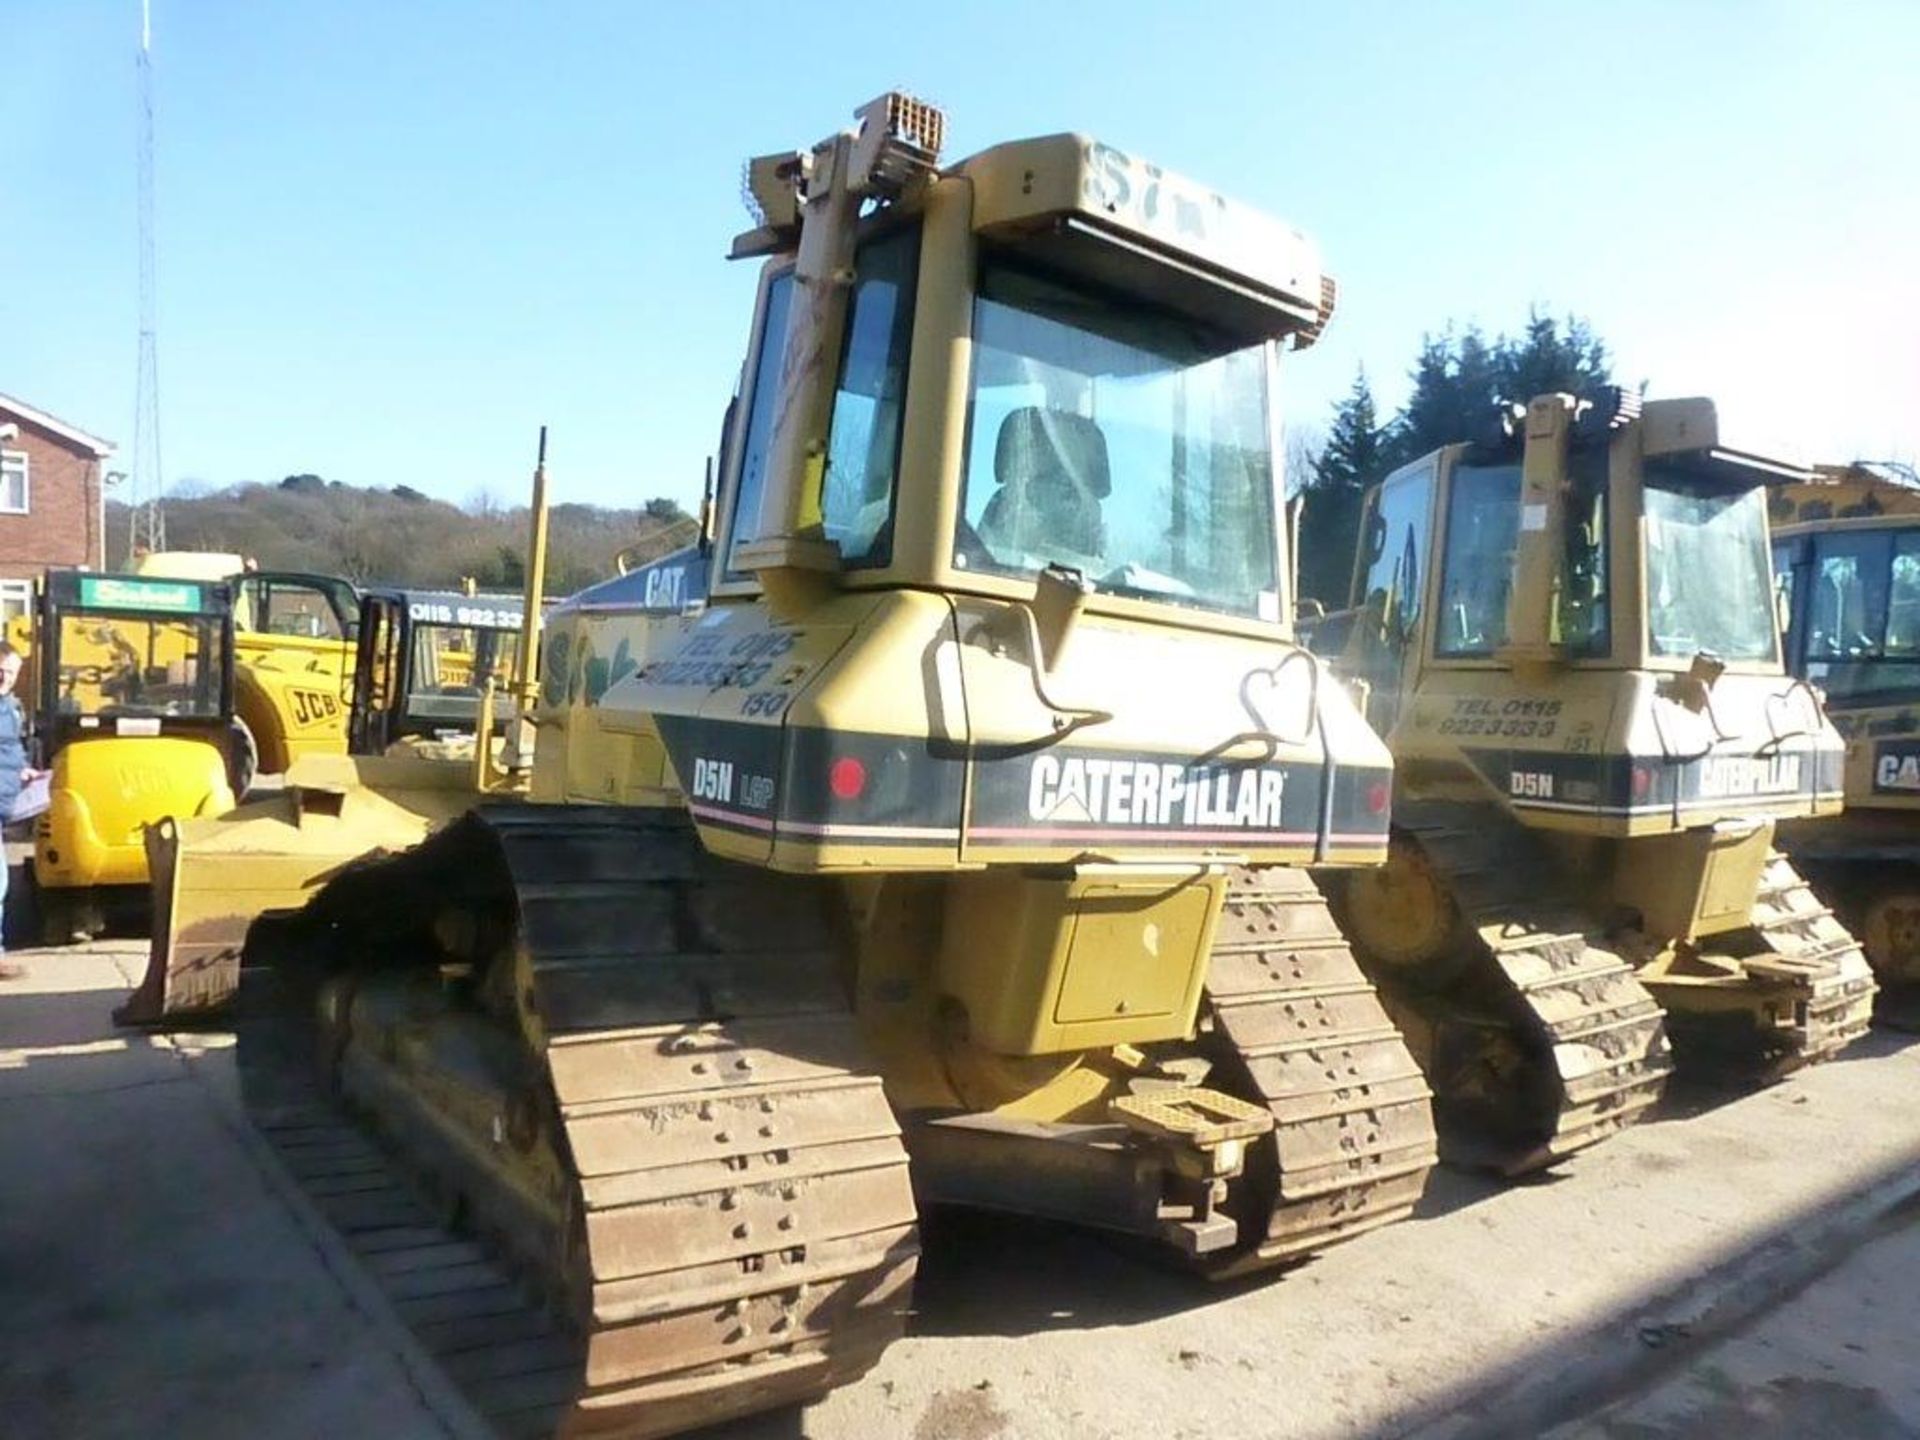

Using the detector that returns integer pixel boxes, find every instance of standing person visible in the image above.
[0,643,28,979]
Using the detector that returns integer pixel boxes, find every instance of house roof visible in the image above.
[0,393,116,458]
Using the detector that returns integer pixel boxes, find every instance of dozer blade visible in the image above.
[114,753,483,1027]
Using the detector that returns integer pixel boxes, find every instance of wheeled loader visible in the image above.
[1308,391,1875,1171]
[224,95,1438,1438]
[1770,467,1920,982]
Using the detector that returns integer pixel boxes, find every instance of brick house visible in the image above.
[0,393,115,624]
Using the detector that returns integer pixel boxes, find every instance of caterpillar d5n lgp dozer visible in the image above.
[1770,467,1920,984]
[1308,391,1874,1172]
[231,94,1437,1438]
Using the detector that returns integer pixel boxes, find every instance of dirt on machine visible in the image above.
[1305,391,1876,1172]
[1769,465,1920,989]
[215,94,1440,1438]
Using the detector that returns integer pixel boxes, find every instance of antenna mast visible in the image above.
[129,0,166,563]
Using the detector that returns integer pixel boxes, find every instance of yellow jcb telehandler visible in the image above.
[222,94,1437,1438]
[129,552,363,793]
[1308,391,1875,1171]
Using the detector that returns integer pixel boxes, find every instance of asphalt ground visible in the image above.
[1550,1201,1920,1439]
[3,941,1919,1440]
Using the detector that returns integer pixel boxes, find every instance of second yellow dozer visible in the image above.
[224,95,1438,1438]
[1769,467,1920,987]
[1308,390,1876,1171]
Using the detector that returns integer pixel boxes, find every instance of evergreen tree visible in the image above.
[1383,312,1613,470]
[1494,309,1610,409]
[1298,308,1618,612]
[1298,369,1386,607]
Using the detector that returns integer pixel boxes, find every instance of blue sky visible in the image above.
[6,2,1916,512]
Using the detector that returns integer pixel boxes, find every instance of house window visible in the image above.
[0,580,30,623]
[0,451,27,515]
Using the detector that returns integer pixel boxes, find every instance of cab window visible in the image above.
[724,231,920,581]
[723,269,796,581]
[1355,463,1434,630]
[1434,456,1609,660]
[954,261,1281,621]
[243,577,351,640]
[819,229,919,568]
[1435,465,1521,658]
[1348,462,1434,729]
[1799,527,1920,704]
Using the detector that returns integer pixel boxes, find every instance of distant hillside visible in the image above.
[108,476,694,597]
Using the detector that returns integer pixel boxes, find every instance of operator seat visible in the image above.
[979,407,1111,561]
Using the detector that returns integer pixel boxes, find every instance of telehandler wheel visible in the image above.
[34,882,98,947]
[227,717,259,801]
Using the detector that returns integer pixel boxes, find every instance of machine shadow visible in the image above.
[904,1204,1276,1340]
[1653,1025,1920,1123]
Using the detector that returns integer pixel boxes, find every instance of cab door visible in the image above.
[349,596,404,755]
[1347,460,1437,736]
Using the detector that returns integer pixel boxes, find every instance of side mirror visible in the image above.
[1363,508,1387,566]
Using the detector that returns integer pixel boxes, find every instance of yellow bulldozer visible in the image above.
[1769,465,1920,983]
[219,94,1440,1437]
[1306,391,1876,1170]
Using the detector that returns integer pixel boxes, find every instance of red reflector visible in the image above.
[1632,764,1653,799]
[828,756,867,801]
[1367,780,1391,815]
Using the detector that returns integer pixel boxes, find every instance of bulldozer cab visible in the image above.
[710,143,1315,628]
[541,95,1393,876]
[32,570,236,759]
[1313,393,1842,848]
[1772,509,1920,717]
[1770,486,1920,814]
[1342,395,1797,730]
[349,588,530,754]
